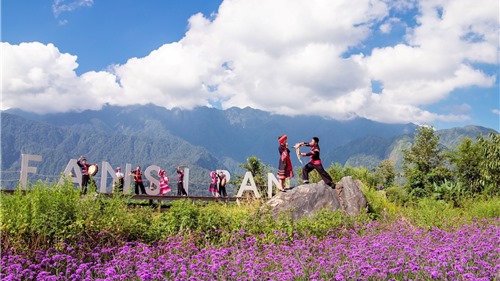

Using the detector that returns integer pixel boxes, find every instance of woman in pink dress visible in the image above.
[208,171,219,197]
[158,169,171,195]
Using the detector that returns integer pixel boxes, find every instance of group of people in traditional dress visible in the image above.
[121,165,188,196]
[208,170,228,197]
[276,135,334,192]
[76,134,332,196]
[76,157,189,196]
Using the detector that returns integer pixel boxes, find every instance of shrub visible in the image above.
[461,197,500,220]
[0,180,81,251]
[432,179,470,207]
[401,198,461,228]
[2,179,499,258]
[385,185,410,205]
[361,186,400,220]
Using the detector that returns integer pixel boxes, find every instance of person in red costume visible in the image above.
[130,165,147,194]
[277,135,293,192]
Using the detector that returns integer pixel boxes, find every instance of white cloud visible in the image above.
[379,17,402,34]
[52,0,93,18]
[1,42,119,113]
[493,109,500,115]
[2,0,498,126]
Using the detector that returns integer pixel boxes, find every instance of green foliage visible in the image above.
[327,163,344,183]
[432,180,470,207]
[361,186,400,220]
[0,180,81,250]
[375,159,396,188]
[0,180,153,251]
[385,185,411,205]
[448,137,482,194]
[345,166,378,189]
[444,133,499,198]
[2,180,500,256]
[401,198,459,228]
[162,200,200,233]
[400,196,500,228]
[403,126,452,196]
[461,197,500,219]
[305,163,379,189]
[296,209,354,237]
[476,133,500,195]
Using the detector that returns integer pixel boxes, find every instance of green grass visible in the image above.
[1,180,499,255]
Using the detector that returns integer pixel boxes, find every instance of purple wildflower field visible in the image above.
[2,219,499,281]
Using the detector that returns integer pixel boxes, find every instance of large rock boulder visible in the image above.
[263,176,367,220]
[335,176,368,216]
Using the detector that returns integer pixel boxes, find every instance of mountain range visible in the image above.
[1,105,496,194]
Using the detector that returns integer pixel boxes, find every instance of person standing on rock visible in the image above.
[296,137,334,188]
[277,135,293,191]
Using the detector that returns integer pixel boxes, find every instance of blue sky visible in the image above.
[2,0,499,130]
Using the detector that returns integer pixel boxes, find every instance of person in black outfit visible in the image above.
[77,156,96,194]
[217,171,228,197]
[176,166,188,196]
[297,137,334,188]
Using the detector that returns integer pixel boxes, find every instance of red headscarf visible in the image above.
[278,135,287,144]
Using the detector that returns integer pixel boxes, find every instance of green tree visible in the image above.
[448,137,482,194]
[402,126,451,197]
[345,166,378,189]
[477,133,500,196]
[376,159,396,189]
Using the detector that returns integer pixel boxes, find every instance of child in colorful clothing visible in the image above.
[158,169,171,195]
[208,171,219,197]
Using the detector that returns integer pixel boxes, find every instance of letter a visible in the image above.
[236,171,261,198]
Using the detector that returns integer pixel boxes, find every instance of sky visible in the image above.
[2,0,499,130]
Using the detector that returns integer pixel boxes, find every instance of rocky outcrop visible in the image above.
[263,176,367,220]
[335,177,368,216]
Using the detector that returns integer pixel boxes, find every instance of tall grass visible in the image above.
[1,180,499,256]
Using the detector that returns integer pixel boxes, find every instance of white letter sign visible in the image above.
[19,154,42,189]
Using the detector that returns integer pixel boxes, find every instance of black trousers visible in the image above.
[302,162,333,187]
[81,175,89,194]
[135,182,146,194]
[219,184,227,197]
[177,182,187,196]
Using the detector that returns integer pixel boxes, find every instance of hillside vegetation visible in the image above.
[1,106,496,194]
[1,127,499,280]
